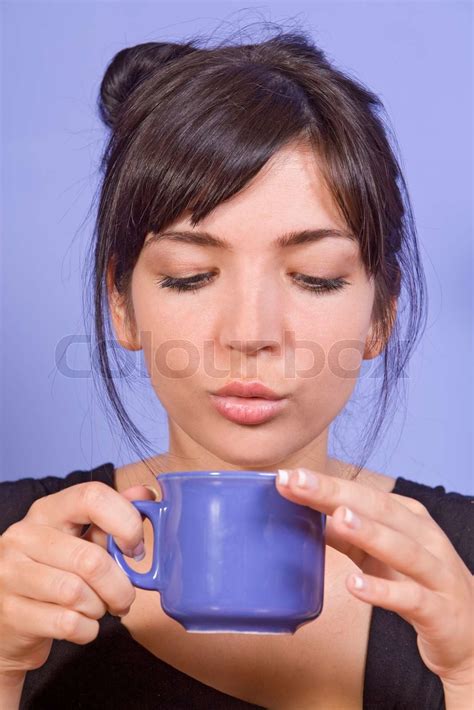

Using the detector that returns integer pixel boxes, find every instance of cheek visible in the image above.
[142,335,202,393]
[131,278,198,376]
[291,297,371,375]
[294,314,366,427]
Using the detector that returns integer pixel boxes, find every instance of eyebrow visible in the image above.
[143,227,356,252]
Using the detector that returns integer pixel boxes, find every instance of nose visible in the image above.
[216,274,285,358]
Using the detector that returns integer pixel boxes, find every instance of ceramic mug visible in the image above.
[107,470,326,634]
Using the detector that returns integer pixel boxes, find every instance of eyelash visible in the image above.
[154,272,350,296]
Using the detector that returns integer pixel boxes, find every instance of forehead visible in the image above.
[144,142,358,256]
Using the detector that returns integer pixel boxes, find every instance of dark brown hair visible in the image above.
[84,24,428,478]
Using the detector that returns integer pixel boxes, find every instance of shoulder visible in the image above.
[0,463,115,535]
[392,476,473,516]
[358,468,398,493]
[327,458,397,493]
[114,457,168,493]
[393,476,474,572]
[333,460,474,570]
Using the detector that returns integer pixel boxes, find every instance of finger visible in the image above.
[4,522,136,617]
[276,468,443,549]
[82,486,158,551]
[25,481,146,558]
[1,556,108,620]
[2,593,100,645]
[344,570,440,629]
[330,505,450,591]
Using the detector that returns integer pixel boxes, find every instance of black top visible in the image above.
[0,463,472,710]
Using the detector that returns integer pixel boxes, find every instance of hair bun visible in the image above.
[98,41,196,129]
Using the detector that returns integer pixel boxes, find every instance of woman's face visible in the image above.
[110,141,379,472]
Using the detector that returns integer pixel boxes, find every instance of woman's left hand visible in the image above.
[275,467,474,687]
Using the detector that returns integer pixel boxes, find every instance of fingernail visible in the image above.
[343,507,361,529]
[297,469,307,487]
[296,468,318,489]
[277,469,289,486]
[352,574,366,590]
[132,540,145,561]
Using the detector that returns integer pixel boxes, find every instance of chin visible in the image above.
[199,441,293,472]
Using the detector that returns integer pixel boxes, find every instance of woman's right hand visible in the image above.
[0,480,155,675]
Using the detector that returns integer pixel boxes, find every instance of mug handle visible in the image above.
[106,499,168,591]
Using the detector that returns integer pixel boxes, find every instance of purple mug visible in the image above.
[107,470,326,634]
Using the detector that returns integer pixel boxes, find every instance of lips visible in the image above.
[209,393,288,425]
[213,381,284,400]
[209,381,288,425]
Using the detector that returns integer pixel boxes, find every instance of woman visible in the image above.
[0,29,472,709]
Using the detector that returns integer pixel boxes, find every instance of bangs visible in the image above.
[106,57,314,241]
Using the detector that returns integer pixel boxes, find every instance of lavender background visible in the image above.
[1,2,472,493]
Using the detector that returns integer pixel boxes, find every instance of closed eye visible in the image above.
[154,272,350,295]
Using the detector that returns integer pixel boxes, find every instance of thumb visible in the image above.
[81,484,160,551]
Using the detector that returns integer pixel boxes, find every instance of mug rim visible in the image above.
[156,470,277,482]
